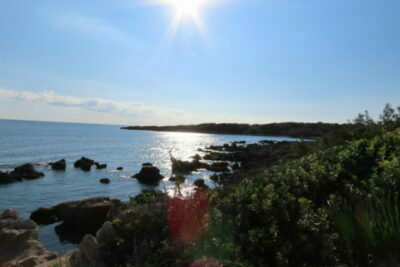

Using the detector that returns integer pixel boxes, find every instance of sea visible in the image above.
[0,119,300,254]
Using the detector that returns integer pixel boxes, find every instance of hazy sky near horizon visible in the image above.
[0,0,399,125]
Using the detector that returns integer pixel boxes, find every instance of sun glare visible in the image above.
[172,0,202,17]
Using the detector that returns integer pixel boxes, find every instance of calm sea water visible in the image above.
[0,119,299,254]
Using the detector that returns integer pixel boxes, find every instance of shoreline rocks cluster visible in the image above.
[0,164,44,184]
[73,157,108,171]
[0,157,114,185]
[0,209,58,266]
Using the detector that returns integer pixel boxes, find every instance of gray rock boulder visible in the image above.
[68,234,107,267]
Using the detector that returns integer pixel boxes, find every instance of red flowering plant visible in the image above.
[168,188,211,245]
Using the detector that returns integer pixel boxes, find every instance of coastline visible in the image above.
[120,126,322,139]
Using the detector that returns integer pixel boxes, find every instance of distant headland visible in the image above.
[121,122,350,138]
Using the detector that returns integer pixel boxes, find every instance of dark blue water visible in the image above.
[0,119,299,254]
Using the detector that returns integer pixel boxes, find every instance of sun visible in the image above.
[171,0,202,17]
[146,0,209,50]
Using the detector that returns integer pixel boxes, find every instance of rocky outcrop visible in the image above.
[0,164,44,184]
[66,234,107,267]
[116,167,123,171]
[0,209,58,266]
[12,164,45,180]
[49,159,66,170]
[132,165,164,185]
[74,157,95,171]
[30,197,122,233]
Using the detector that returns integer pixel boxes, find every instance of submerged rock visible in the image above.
[100,178,110,184]
[74,157,95,171]
[95,162,107,169]
[0,209,58,266]
[133,165,164,186]
[49,159,66,170]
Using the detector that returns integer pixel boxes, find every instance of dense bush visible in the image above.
[213,128,400,265]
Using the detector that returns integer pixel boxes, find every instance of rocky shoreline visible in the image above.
[0,139,303,266]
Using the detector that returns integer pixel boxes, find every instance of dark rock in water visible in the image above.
[30,197,122,234]
[0,164,44,184]
[193,179,209,189]
[0,171,21,184]
[116,167,123,171]
[95,162,107,169]
[169,176,176,182]
[30,207,58,225]
[12,164,44,180]
[74,157,95,171]
[100,178,110,184]
[206,162,229,172]
[49,159,66,170]
[142,162,153,167]
[133,166,163,186]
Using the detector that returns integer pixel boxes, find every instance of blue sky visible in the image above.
[0,0,399,125]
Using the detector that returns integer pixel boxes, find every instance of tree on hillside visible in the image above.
[380,103,397,124]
